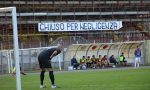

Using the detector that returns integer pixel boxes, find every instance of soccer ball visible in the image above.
[112,65,116,68]
[82,65,87,70]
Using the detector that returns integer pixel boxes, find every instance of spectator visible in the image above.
[86,56,92,68]
[80,56,87,69]
[109,55,118,67]
[101,55,109,68]
[119,52,127,66]
[97,55,102,68]
[91,55,98,68]
[71,55,79,69]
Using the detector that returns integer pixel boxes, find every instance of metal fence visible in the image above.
[0,46,65,74]
[0,50,9,74]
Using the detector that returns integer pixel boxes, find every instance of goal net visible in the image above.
[0,7,21,90]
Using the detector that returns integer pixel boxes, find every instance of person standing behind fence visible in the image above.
[134,46,141,68]
[38,45,62,89]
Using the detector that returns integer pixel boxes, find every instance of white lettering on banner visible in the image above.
[39,23,64,31]
[38,21,122,32]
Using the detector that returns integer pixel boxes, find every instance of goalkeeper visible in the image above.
[38,45,61,89]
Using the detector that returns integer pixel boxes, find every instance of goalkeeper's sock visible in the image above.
[40,71,45,85]
[49,71,55,85]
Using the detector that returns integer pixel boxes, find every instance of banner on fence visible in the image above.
[38,21,122,32]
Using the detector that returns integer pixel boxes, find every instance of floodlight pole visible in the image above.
[12,7,22,90]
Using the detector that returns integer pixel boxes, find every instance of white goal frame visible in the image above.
[0,7,21,90]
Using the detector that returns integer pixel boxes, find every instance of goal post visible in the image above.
[0,7,21,90]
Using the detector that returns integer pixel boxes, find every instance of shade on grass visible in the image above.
[0,68,150,90]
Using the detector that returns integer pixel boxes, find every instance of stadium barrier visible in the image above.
[1,40,150,74]
[0,46,64,74]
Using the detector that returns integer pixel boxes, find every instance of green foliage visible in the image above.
[0,68,150,90]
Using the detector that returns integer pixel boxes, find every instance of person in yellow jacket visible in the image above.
[119,52,127,66]
[80,56,87,69]
[91,55,98,68]
[86,56,92,68]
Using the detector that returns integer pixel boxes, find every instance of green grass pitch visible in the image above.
[0,67,150,90]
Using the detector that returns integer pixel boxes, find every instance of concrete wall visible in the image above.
[144,40,150,64]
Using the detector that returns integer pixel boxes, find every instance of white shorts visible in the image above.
[135,57,141,63]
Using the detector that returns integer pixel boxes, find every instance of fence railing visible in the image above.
[0,46,64,74]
